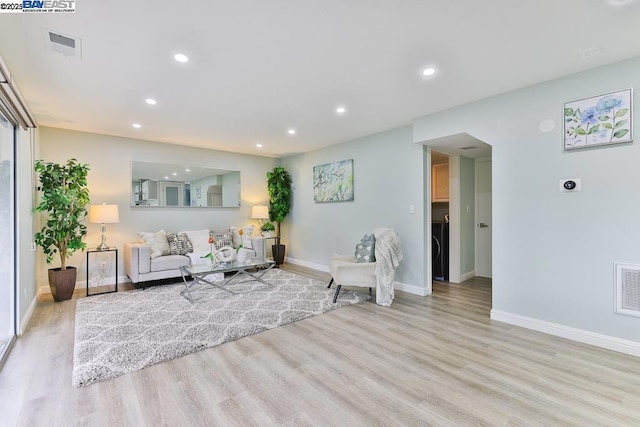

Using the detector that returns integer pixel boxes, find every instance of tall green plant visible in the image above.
[266,166,292,239]
[34,159,90,270]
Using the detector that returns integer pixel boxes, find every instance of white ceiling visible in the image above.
[1,0,639,158]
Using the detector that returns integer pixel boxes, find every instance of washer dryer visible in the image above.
[432,222,449,281]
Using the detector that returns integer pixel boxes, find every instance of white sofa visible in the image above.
[124,227,265,284]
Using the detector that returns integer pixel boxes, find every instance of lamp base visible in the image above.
[96,229,109,251]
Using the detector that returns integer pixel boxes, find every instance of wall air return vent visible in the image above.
[42,28,82,58]
[614,263,640,317]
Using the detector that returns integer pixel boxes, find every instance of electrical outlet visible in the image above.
[31,242,36,251]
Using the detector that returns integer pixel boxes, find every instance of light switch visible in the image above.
[409,204,416,214]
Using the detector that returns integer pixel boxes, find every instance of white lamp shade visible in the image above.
[251,205,269,220]
[89,204,120,224]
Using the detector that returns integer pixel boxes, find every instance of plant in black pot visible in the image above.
[266,166,292,265]
[34,159,90,301]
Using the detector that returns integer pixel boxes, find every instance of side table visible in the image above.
[261,236,280,266]
[86,248,118,296]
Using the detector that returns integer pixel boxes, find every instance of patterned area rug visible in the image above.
[73,269,369,387]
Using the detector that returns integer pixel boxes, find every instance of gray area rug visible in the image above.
[73,269,369,387]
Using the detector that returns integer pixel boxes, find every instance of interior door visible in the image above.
[476,159,492,278]
[159,182,184,206]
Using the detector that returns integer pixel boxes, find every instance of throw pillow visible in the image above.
[229,225,254,249]
[213,231,233,250]
[181,229,210,253]
[137,230,170,258]
[355,234,376,263]
[165,232,193,255]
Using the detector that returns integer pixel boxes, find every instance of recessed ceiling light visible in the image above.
[174,53,189,63]
[185,168,190,172]
[335,106,347,114]
[132,123,142,129]
[578,46,602,58]
[172,172,178,176]
[256,143,263,148]
[145,98,157,105]
[287,129,296,135]
[421,66,436,77]
[164,176,169,180]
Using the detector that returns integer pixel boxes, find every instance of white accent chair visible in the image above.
[327,255,375,303]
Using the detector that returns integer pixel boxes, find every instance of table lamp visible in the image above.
[89,203,119,251]
[251,205,269,225]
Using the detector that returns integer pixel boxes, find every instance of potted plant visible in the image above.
[34,159,90,301]
[260,221,276,238]
[266,166,292,265]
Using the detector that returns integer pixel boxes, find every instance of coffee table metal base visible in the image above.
[180,262,275,303]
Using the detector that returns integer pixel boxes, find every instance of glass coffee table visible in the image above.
[179,258,275,303]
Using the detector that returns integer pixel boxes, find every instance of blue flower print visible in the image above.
[581,107,599,125]
[596,95,622,113]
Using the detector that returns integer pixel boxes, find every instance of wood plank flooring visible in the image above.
[1,265,640,426]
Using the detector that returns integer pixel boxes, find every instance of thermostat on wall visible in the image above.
[559,178,581,192]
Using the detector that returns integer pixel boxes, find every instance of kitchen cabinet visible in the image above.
[432,164,449,202]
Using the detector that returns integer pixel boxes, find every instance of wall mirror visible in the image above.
[131,161,241,208]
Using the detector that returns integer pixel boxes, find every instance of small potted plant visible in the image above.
[260,221,275,238]
[34,158,90,301]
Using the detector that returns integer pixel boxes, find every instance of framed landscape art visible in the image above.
[564,88,633,150]
[313,159,354,203]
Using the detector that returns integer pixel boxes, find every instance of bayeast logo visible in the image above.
[22,0,75,12]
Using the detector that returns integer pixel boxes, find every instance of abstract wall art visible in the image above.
[313,159,354,203]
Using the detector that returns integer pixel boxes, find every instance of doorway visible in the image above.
[424,133,492,293]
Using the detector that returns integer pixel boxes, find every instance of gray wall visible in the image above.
[36,127,278,289]
[459,155,475,276]
[414,56,640,342]
[281,126,426,289]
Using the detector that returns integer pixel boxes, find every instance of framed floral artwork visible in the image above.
[564,88,633,150]
[313,159,354,202]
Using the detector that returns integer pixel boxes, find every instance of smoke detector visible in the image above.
[42,28,82,58]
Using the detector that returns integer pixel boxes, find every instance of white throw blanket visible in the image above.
[373,228,403,306]
[186,252,224,282]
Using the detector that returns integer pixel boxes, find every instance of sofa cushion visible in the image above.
[150,254,190,272]
[166,232,193,255]
[212,231,233,249]
[182,229,210,253]
[230,225,254,249]
[137,230,170,259]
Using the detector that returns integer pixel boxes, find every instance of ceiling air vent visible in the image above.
[42,28,82,58]
[460,146,478,150]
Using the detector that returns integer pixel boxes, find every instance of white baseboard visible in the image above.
[285,257,330,273]
[460,270,476,282]
[286,257,428,296]
[394,281,429,296]
[18,293,39,337]
[38,275,131,297]
[491,309,640,358]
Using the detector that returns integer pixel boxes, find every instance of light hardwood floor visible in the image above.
[1,265,640,426]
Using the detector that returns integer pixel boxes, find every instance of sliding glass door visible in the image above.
[0,110,15,361]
